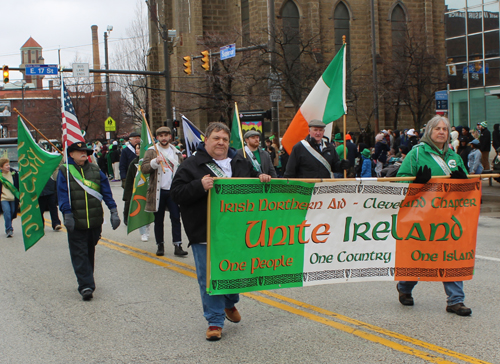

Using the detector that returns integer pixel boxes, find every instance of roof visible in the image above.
[21,37,42,49]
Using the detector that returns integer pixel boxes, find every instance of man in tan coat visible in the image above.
[142,126,187,257]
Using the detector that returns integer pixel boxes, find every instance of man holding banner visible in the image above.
[57,142,121,301]
[396,115,472,316]
[284,119,350,178]
[171,122,271,341]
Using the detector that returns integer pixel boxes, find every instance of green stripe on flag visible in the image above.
[322,44,346,124]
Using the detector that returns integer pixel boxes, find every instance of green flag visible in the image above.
[229,102,244,150]
[127,117,155,234]
[17,116,63,250]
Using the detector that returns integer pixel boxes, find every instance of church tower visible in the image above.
[20,37,45,89]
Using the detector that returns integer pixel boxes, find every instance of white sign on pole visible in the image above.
[73,63,90,78]
[270,87,282,102]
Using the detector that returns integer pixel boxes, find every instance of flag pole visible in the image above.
[342,35,348,179]
[61,70,72,204]
[235,102,246,158]
[14,108,62,154]
[140,109,166,173]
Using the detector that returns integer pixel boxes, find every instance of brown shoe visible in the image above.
[206,326,222,341]
[54,225,63,231]
[397,284,414,306]
[446,303,472,316]
[224,306,241,323]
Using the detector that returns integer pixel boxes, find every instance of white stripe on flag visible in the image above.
[299,78,330,123]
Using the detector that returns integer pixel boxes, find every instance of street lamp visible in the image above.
[104,26,113,118]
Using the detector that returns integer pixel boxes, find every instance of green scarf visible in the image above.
[0,173,20,200]
[419,134,449,160]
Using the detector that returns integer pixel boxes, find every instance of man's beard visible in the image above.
[160,140,169,146]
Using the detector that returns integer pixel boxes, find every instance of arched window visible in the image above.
[241,0,250,46]
[334,2,351,94]
[281,0,300,68]
[391,4,407,58]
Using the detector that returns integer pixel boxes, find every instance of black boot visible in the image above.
[174,244,188,256]
[156,243,165,256]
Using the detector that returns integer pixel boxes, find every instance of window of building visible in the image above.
[446,11,467,38]
[241,0,250,46]
[467,7,483,33]
[334,2,351,95]
[281,0,300,68]
[484,3,500,31]
[391,4,407,59]
[485,58,500,85]
[484,30,500,57]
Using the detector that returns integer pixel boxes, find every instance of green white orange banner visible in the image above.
[207,178,481,295]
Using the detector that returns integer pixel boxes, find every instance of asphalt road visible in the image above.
[1,181,499,364]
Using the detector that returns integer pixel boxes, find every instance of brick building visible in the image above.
[147,0,447,137]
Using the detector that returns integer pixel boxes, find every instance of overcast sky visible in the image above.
[1,0,146,84]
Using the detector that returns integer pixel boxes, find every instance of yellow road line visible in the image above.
[99,236,491,364]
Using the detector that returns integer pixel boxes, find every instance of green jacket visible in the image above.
[397,142,466,178]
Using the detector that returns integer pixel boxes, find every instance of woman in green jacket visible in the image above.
[396,115,472,317]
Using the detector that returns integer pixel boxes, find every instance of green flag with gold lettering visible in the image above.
[17,116,63,250]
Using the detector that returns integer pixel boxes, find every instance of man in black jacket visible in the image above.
[171,122,271,342]
[478,121,491,170]
[237,130,277,177]
[283,119,349,178]
[119,132,141,187]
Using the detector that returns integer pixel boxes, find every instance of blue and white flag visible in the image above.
[182,115,203,157]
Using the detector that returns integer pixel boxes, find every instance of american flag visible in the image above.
[61,81,85,146]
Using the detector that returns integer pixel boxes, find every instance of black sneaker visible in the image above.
[397,284,414,306]
[6,230,13,238]
[156,243,165,256]
[446,303,472,316]
[81,288,93,301]
[174,244,188,256]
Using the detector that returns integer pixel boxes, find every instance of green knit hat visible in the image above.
[480,121,488,128]
[334,133,343,142]
[361,148,371,158]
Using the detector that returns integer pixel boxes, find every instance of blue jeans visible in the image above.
[191,244,239,328]
[1,200,15,233]
[154,189,182,245]
[397,281,465,306]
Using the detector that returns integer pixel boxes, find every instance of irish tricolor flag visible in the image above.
[281,44,347,154]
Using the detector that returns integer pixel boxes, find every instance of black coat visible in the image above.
[236,147,277,178]
[283,136,341,178]
[0,168,20,219]
[479,127,491,152]
[119,145,137,180]
[492,124,500,151]
[171,143,259,245]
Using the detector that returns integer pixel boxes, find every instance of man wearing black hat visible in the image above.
[142,126,187,257]
[119,131,142,187]
[57,142,121,301]
[237,130,277,177]
[284,119,350,178]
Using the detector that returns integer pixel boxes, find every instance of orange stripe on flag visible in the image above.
[282,110,309,154]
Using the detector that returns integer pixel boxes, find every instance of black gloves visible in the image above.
[64,213,75,233]
[414,166,432,184]
[450,167,468,179]
[339,159,351,171]
[110,208,121,230]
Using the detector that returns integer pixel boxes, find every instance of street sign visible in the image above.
[73,63,89,78]
[220,44,236,60]
[270,87,282,102]
[25,64,58,75]
[104,116,116,132]
[435,90,448,114]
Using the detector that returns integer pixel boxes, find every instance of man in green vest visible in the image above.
[57,142,121,301]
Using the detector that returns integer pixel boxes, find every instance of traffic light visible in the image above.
[173,120,180,128]
[2,65,9,84]
[183,56,192,75]
[201,50,210,71]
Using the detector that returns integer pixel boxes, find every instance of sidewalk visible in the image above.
[480,178,500,217]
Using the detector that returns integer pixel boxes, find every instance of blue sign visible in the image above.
[462,64,489,74]
[220,44,236,60]
[435,91,448,111]
[435,90,448,101]
[25,64,58,75]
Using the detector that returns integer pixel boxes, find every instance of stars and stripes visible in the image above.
[61,81,85,146]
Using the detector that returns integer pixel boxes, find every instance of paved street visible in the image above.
[1,181,499,364]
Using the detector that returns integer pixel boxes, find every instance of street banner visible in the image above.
[17,116,63,251]
[281,43,347,154]
[127,118,154,234]
[208,178,481,295]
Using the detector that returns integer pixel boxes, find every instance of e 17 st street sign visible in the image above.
[25,64,58,75]
[220,44,236,60]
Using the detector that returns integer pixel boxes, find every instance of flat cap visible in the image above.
[129,131,141,138]
[155,126,171,135]
[244,130,261,139]
[308,119,325,128]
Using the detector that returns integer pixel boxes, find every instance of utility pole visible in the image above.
[162,25,173,129]
[104,26,112,118]
[370,0,380,134]
[268,0,279,137]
